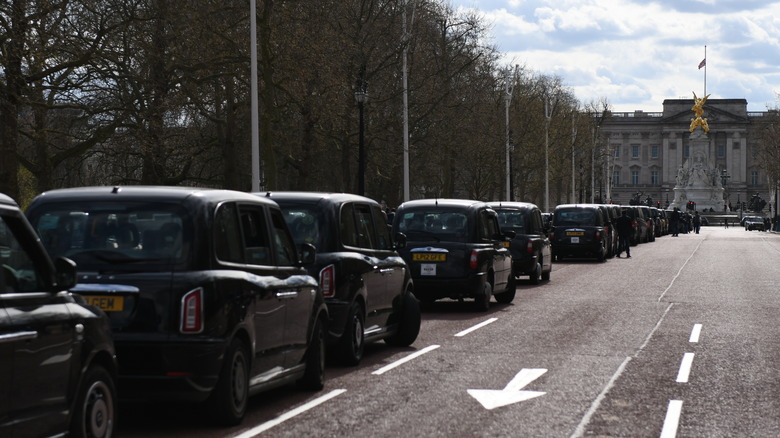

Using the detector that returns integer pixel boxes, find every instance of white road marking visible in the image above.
[570,357,632,438]
[689,324,702,343]
[468,368,548,410]
[371,344,440,375]
[676,353,695,383]
[230,389,347,438]
[455,317,498,337]
[657,239,704,302]
[660,399,683,438]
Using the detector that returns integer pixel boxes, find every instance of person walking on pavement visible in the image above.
[670,207,681,236]
[724,217,729,228]
[615,208,634,258]
[693,211,702,234]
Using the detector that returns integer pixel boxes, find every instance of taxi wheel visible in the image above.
[71,365,116,438]
[541,260,551,281]
[495,274,516,304]
[298,316,325,390]
[386,291,421,347]
[474,281,492,312]
[208,339,249,426]
[529,262,541,285]
[338,301,365,366]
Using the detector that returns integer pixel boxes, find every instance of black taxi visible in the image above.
[25,186,328,426]
[265,192,420,366]
[392,199,515,311]
[489,201,552,284]
[1,192,117,438]
[550,204,609,262]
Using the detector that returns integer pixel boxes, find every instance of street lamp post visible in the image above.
[504,66,518,201]
[544,99,553,212]
[355,79,368,196]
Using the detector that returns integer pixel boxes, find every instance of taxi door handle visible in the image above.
[0,330,38,344]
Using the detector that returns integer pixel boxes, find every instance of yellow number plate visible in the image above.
[85,296,124,311]
[565,231,584,236]
[501,241,510,248]
[412,253,446,262]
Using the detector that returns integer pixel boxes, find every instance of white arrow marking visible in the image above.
[468,368,548,410]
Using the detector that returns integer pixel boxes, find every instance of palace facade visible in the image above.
[600,98,773,211]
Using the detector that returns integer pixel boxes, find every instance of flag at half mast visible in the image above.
[698,58,706,69]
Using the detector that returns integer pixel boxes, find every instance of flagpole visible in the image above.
[704,45,707,96]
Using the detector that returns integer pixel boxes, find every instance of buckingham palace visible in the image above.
[600,98,775,211]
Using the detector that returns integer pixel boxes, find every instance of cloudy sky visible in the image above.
[449,0,780,113]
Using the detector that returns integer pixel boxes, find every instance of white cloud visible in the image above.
[450,0,780,111]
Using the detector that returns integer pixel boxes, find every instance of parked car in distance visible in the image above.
[550,204,608,262]
[1,192,117,438]
[623,205,647,245]
[744,216,766,231]
[392,199,515,311]
[639,206,656,242]
[26,186,328,426]
[264,192,421,366]
[489,201,552,284]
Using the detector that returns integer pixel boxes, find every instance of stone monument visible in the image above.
[669,92,725,211]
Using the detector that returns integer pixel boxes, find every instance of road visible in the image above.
[117,226,780,438]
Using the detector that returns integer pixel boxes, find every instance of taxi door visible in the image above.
[0,216,76,437]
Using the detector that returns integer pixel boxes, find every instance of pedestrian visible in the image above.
[693,211,701,234]
[724,217,729,228]
[670,207,681,236]
[615,208,633,258]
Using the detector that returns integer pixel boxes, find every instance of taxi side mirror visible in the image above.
[393,232,407,249]
[298,243,317,265]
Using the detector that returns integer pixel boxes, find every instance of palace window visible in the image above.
[651,145,659,158]
[751,170,759,185]
[651,170,659,185]
[631,170,639,185]
[613,170,620,185]
[631,144,640,158]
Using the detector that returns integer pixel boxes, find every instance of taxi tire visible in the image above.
[475,281,492,312]
[495,274,516,304]
[70,365,116,438]
[386,291,421,347]
[529,262,541,285]
[298,316,326,390]
[208,339,249,426]
[338,301,365,366]
[541,263,551,281]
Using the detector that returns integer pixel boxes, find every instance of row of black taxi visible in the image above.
[4,188,558,436]
[550,203,669,261]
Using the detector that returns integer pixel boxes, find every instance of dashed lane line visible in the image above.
[455,318,498,337]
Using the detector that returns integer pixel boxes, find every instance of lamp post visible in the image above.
[504,66,518,201]
[544,99,553,212]
[355,78,368,196]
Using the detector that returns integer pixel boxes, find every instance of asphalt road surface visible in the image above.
[117,226,780,438]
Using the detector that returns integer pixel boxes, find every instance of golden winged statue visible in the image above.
[689,91,711,133]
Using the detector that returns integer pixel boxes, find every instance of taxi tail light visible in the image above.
[320,264,335,297]
[469,250,478,270]
[180,287,204,334]
[526,240,534,254]
[595,230,602,240]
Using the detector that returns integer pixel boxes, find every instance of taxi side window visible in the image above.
[340,204,358,248]
[239,207,270,265]
[353,204,376,249]
[269,209,296,266]
[214,203,244,263]
[0,216,44,293]
[372,205,391,250]
[479,210,499,240]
